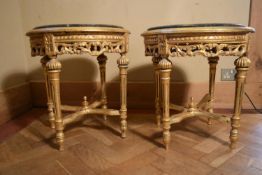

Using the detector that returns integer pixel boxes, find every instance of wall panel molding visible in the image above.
[0,83,32,125]
[30,81,261,110]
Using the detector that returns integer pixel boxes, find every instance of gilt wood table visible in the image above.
[26,24,130,150]
[142,23,255,150]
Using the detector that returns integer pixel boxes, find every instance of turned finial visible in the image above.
[189,97,194,108]
[187,97,197,112]
[82,96,88,108]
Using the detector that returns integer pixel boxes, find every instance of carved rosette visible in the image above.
[144,34,250,58]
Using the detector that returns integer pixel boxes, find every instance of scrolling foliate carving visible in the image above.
[145,45,159,57]
[168,43,247,57]
[30,34,127,56]
[144,34,249,57]
[144,38,247,57]
[56,41,125,56]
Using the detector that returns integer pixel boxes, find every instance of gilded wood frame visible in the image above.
[142,25,255,150]
[27,26,130,150]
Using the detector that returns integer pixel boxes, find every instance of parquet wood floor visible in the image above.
[0,109,262,175]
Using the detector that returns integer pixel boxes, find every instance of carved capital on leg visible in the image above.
[46,58,64,151]
[117,54,129,138]
[97,54,108,120]
[46,58,62,71]
[230,56,251,149]
[207,56,219,125]
[159,57,172,150]
[152,56,162,127]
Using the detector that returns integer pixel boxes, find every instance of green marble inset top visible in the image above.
[26,23,129,36]
[147,23,247,31]
[142,23,255,35]
[34,24,123,29]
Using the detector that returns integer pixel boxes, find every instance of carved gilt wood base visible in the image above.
[142,23,255,150]
[27,24,130,151]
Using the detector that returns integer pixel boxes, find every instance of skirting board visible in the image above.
[30,81,262,110]
[0,83,32,125]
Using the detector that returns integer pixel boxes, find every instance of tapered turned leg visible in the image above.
[46,58,64,151]
[117,53,129,138]
[97,54,108,120]
[207,56,219,125]
[230,56,251,149]
[41,56,55,129]
[152,56,162,127]
[159,57,172,150]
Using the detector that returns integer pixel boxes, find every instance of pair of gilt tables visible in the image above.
[26,23,255,151]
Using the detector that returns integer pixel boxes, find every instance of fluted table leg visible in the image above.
[46,58,64,151]
[230,56,251,149]
[117,53,129,138]
[207,56,219,125]
[152,56,162,127]
[159,57,172,150]
[97,54,108,121]
[41,56,55,129]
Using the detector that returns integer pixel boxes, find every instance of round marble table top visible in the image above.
[148,23,246,31]
[142,23,255,57]
[34,24,123,29]
[143,23,254,35]
[27,24,129,36]
[26,24,129,57]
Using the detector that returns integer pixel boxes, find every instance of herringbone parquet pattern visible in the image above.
[0,109,262,175]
